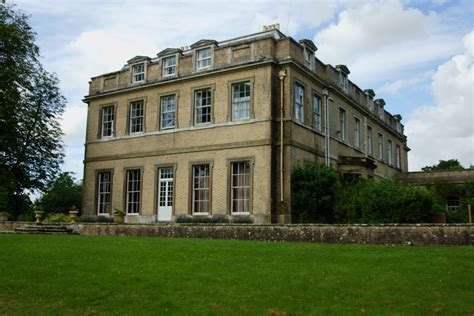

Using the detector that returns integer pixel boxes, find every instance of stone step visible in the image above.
[14,225,77,234]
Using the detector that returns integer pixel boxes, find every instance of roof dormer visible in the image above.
[190,39,218,49]
[191,40,217,71]
[375,99,385,120]
[299,39,317,71]
[127,56,151,84]
[336,64,350,92]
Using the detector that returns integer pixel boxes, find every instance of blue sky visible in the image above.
[11,0,474,177]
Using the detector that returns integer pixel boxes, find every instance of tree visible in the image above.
[39,172,82,214]
[0,5,65,218]
[291,161,341,223]
[422,159,464,172]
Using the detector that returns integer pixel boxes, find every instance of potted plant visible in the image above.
[113,207,125,224]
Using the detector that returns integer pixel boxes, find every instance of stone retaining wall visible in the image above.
[1,222,472,245]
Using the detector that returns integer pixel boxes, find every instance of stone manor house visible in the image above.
[82,26,409,224]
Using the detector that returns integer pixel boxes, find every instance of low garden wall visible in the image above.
[0,221,472,245]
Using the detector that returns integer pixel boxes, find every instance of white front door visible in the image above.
[157,167,173,221]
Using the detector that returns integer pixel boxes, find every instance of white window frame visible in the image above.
[231,81,251,121]
[388,140,393,165]
[294,83,304,123]
[194,88,212,125]
[339,108,346,141]
[339,72,348,92]
[396,145,401,169]
[378,133,384,161]
[192,164,210,214]
[126,169,141,215]
[97,171,112,215]
[231,161,251,214]
[354,117,361,148]
[129,100,144,134]
[101,105,114,138]
[367,126,373,155]
[160,95,176,129]
[131,63,145,83]
[196,48,212,70]
[162,56,176,77]
[313,94,321,131]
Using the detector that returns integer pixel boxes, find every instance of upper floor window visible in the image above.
[129,100,144,134]
[231,82,251,121]
[367,126,373,155]
[194,88,212,124]
[294,83,304,123]
[196,48,211,69]
[378,133,384,160]
[396,145,401,169]
[100,105,114,138]
[388,140,393,165]
[162,56,176,77]
[338,108,346,141]
[160,95,176,129]
[313,95,321,131]
[354,117,361,148]
[131,63,145,83]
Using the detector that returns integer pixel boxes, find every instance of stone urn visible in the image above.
[34,210,43,224]
[69,205,79,223]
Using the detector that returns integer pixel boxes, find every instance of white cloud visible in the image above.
[378,71,433,94]
[405,31,474,170]
[313,0,462,86]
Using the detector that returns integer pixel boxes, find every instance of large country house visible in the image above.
[82,25,409,224]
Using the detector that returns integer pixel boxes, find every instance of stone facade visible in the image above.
[83,27,409,224]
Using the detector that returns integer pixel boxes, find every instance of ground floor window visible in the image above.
[447,197,460,211]
[192,164,210,214]
[97,171,112,214]
[231,161,251,213]
[126,169,141,214]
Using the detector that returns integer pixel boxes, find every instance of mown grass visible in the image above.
[0,234,472,315]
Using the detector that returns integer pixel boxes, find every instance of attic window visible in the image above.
[303,48,313,70]
[367,95,374,111]
[339,71,348,92]
[131,64,145,83]
[196,48,212,69]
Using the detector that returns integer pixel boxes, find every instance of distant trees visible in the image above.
[422,159,465,172]
[0,5,65,218]
[38,172,82,214]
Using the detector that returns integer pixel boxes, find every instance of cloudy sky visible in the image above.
[11,0,474,177]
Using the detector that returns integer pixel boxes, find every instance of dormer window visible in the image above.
[378,107,384,120]
[131,64,145,83]
[196,48,211,69]
[303,48,313,70]
[339,72,348,92]
[367,95,374,111]
[162,56,176,77]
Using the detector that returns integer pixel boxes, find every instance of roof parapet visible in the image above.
[374,98,386,107]
[364,89,375,98]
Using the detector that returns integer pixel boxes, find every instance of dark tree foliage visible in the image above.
[0,5,65,218]
[422,159,464,172]
[39,172,82,214]
[291,161,341,223]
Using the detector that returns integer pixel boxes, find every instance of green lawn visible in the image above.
[0,234,472,315]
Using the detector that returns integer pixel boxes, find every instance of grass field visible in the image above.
[0,234,472,315]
